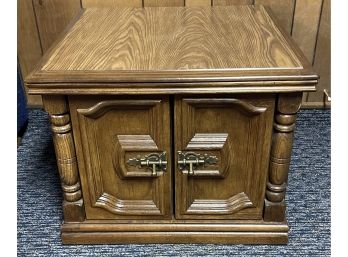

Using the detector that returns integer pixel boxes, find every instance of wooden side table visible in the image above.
[26,6,318,244]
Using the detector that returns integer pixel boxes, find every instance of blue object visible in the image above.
[17,65,28,135]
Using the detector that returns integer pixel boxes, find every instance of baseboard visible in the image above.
[61,221,289,244]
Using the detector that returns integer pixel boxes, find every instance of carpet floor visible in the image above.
[17,109,330,256]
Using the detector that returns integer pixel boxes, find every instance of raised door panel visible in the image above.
[174,96,275,219]
[69,96,171,219]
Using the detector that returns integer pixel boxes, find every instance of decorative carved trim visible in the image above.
[186,133,228,150]
[51,123,72,134]
[187,192,254,214]
[273,113,297,132]
[184,98,267,115]
[77,100,161,119]
[113,135,164,178]
[270,156,290,164]
[273,123,296,132]
[95,193,161,215]
[183,133,229,178]
[62,183,82,202]
[117,135,158,150]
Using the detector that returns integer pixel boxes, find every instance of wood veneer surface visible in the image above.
[42,6,300,70]
[27,6,317,85]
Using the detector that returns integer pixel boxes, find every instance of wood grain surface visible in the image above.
[264,93,302,222]
[213,0,253,5]
[26,6,318,92]
[43,95,85,222]
[175,95,275,220]
[144,0,185,7]
[82,0,143,8]
[39,6,301,72]
[69,96,172,220]
[186,0,211,6]
[26,5,317,244]
[19,0,329,107]
[61,231,288,244]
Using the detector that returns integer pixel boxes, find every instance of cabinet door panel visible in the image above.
[175,96,275,219]
[69,96,171,219]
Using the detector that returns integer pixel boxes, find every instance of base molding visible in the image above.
[61,221,289,244]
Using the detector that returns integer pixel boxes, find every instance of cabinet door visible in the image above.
[174,96,275,219]
[69,96,171,219]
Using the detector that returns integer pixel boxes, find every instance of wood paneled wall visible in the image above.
[18,0,330,108]
[18,0,43,106]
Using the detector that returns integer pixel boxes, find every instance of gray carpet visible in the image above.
[17,109,330,256]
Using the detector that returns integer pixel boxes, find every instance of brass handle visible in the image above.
[127,152,167,176]
[177,151,218,176]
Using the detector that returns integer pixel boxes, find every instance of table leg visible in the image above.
[43,95,85,222]
[264,93,302,222]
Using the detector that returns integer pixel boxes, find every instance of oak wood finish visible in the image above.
[19,0,329,107]
[27,82,317,96]
[144,0,185,7]
[82,0,143,8]
[27,6,317,244]
[264,93,302,222]
[186,0,211,6]
[26,6,317,87]
[42,95,85,222]
[213,0,253,5]
[38,7,302,71]
[69,96,172,220]
[174,96,274,219]
[62,232,288,244]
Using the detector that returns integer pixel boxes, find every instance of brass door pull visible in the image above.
[127,152,167,176]
[177,151,218,176]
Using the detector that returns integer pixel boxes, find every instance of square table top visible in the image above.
[26,6,317,93]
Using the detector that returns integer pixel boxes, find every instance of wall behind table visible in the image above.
[18,0,330,108]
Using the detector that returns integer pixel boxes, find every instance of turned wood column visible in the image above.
[42,95,85,222]
[264,93,302,222]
